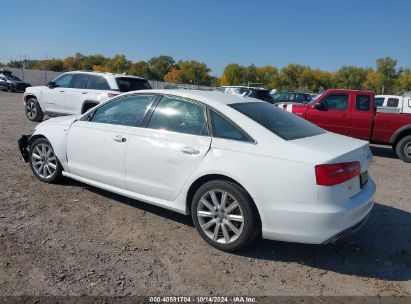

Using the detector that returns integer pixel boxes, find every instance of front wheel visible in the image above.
[7,84,13,92]
[191,180,260,252]
[395,135,411,163]
[29,138,63,183]
[25,98,44,122]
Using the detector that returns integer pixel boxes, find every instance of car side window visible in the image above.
[375,97,385,107]
[54,74,73,88]
[86,75,110,90]
[320,94,348,111]
[148,96,207,136]
[90,95,157,127]
[356,95,371,111]
[70,74,89,89]
[387,98,399,107]
[211,111,249,141]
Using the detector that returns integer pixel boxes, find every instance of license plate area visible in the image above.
[360,171,368,189]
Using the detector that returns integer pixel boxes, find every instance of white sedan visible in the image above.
[18,90,376,251]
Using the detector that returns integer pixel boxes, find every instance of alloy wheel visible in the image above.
[405,142,411,157]
[197,189,244,244]
[26,102,37,120]
[31,143,57,179]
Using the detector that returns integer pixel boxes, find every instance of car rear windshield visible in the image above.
[230,102,325,140]
[115,77,152,92]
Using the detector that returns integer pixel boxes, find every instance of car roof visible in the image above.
[375,95,402,98]
[125,89,264,106]
[65,70,145,80]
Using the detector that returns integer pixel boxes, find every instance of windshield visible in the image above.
[230,102,325,140]
[115,77,152,92]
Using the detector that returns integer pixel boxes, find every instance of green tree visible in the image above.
[394,68,411,93]
[220,64,247,86]
[334,66,369,90]
[7,61,23,68]
[278,64,311,91]
[147,56,175,80]
[128,60,151,78]
[44,58,64,72]
[81,54,107,71]
[63,53,84,71]
[104,55,131,73]
[179,60,211,86]
[376,57,398,94]
[256,66,278,89]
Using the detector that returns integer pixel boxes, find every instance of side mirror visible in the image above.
[313,102,327,111]
[46,81,56,88]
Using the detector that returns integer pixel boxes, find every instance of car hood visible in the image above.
[38,115,79,127]
[289,132,373,171]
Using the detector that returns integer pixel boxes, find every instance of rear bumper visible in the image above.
[18,135,31,162]
[259,178,376,244]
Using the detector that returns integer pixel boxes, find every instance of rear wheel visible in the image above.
[25,98,44,122]
[29,138,63,183]
[7,84,13,92]
[395,135,411,163]
[191,180,260,252]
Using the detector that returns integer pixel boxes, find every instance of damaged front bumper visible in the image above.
[18,134,32,162]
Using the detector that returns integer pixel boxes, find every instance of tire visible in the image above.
[395,135,411,163]
[7,84,13,92]
[191,180,260,252]
[25,98,44,122]
[29,138,63,183]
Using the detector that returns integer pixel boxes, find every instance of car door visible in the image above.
[306,93,351,136]
[350,93,374,140]
[42,73,74,114]
[66,94,158,189]
[125,95,212,202]
[64,73,90,114]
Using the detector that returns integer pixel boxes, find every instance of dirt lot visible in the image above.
[0,91,410,296]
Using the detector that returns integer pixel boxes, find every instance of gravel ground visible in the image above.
[0,91,410,296]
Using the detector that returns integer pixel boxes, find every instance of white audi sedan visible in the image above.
[18,90,376,251]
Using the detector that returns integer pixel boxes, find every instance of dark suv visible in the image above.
[216,86,274,103]
[271,92,312,105]
[0,69,31,92]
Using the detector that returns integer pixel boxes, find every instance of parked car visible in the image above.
[18,90,375,251]
[272,91,313,105]
[23,71,151,122]
[216,86,274,103]
[279,89,411,162]
[0,70,31,92]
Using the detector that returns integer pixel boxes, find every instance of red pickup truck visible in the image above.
[279,89,411,162]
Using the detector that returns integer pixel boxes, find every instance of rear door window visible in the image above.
[70,74,89,89]
[320,94,348,111]
[86,75,110,90]
[355,95,371,111]
[148,96,207,136]
[116,77,152,92]
[231,102,325,140]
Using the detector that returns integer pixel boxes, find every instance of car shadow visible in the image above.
[239,202,411,281]
[370,145,398,159]
[61,178,193,227]
[59,179,410,281]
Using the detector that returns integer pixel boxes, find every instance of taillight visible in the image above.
[315,161,361,186]
[108,92,119,98]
